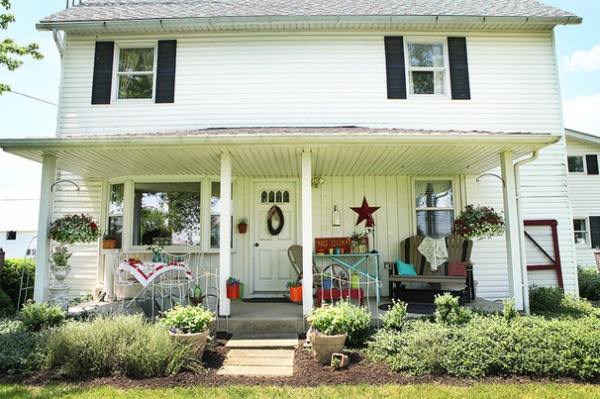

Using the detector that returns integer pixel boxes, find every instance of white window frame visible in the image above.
[412,177,456,237]
[573,218,589,247]
[113,42,157,102]
[567,155,585,173]
[404,38,450,98]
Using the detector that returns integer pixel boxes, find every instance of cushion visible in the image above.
[396,260,417,276]
[448,262,467,277]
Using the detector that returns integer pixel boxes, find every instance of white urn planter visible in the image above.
[169,330,210,359]
[308,331,347,364]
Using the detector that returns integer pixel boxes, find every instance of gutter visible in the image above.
[36,14,583,32]
[52,29,65,57]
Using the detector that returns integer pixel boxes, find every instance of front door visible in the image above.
[252,180,297,292]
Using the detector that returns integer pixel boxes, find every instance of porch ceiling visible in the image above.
[0,128,561,179]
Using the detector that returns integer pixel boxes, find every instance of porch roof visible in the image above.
[0,127,561,179]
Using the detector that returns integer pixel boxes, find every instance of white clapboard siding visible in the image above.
[566,136,600,267]
[51,172,103,297]
[57,30,561,135]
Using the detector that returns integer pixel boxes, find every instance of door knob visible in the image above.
[254,243,259,247]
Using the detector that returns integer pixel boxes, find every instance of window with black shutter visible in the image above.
[384,36,470,100]
[590,216,600,249]
[91,40,176,104]
[586,154,599,175]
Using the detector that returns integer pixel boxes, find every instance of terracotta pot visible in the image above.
[238,224,248,234]
[102,239,117,249]
[226,284,240,299]
[169,330,210,359]
[289,286,302,302]
[308,332,347,364]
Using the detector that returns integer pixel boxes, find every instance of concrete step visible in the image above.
[220,317,306,334]
[225,334,298,349]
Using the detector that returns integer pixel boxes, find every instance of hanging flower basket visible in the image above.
[48,214,101,245]
[453,205,505,241]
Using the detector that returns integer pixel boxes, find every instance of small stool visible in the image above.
[317,288,364,307]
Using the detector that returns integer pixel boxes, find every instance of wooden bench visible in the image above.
[385,235,474,304]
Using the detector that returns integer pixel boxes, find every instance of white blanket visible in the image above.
[418,237,448,272]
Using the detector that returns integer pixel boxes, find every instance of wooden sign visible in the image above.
[314,237,369,254]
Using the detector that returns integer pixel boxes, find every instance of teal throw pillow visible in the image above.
[396,260,417,276]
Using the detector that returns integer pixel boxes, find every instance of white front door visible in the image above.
[252,180,298,292]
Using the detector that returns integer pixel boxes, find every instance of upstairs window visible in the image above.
[568,156,584,173]
[116,47,155,100]
[568,155,599,175]
[573,219,589,246]
[406,42,447,96]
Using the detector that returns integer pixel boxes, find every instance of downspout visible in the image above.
[513,150,539,314]
[52,29,65,57]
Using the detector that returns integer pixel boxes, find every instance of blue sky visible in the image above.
[0,0,599,229]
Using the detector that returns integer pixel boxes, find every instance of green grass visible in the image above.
[1,383,600,399]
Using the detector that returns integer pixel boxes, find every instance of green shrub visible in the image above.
[559,293,600,317]
[0,319,44,375]
[366,314,600,381]
[502,298,519,322]
[381,299,408,331]
[434,293,472,325]
[307,300,371,347]
[0,288,15,318]
[529,285,564,314]
[0,258,36,311]
[19,303,66,332]
[43,314,203,378]
[578,266,600,301]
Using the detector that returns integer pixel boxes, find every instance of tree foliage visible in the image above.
[1,0,44,95]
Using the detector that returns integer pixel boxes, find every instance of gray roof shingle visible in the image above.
[41,0,578,24]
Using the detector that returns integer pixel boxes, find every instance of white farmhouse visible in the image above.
[0,0,581,314]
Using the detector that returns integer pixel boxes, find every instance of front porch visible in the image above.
[69,295,504,334]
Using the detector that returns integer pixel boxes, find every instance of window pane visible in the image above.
[416,210,454,238]
[575,232,587,245]
[108,183,124,249]
[573,219,586,231]
[408,44,444,67]
[411,71,434,94]
[119,48,154,72]
[415,181,453,208]
[133,182,200,246]
[568,156,584,173]
[118,75,153,99]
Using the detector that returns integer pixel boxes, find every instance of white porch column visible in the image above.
[500,151,525,310]
[301,151,313,315]
[219,151,233,317]
[34,154,56,303]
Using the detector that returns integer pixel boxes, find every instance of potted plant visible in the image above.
[306,300,371,364]
[48,213,101,284]
[286,278,302,302]
[238,218,248,234]
[453,204,505,241]
[147,243,164,262]
[349,231,368,253]
[226,277,242,299]
[101,230,118,249]
[159,304,216,359]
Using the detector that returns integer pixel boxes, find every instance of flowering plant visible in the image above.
[159,304,215,334]
[453,205,505,240]
[286,278,302,289]
[48,214,100,245]
[49,246,72,266]
[147,244,164,254]
[226,277,241,287]
[349,231,368,244]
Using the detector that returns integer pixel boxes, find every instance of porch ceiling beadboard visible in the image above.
[0,128,560,179]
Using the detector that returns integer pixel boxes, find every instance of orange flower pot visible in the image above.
[226,284,240,299]
[289,286,302,302]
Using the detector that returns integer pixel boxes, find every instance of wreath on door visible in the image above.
[267,205,284,235]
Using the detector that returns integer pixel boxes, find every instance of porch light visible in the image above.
[332,205,341,227]
[311,176,324,188]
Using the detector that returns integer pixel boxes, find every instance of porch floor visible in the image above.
[69,296,503,335]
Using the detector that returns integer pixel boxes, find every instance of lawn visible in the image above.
[2,383,600,398]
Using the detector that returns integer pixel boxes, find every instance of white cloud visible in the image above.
[564,44,600,72]
[563,94,600,135]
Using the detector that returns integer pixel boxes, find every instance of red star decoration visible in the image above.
[350,197,380,227]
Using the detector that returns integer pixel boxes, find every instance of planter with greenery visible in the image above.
[101,230,118,249]
[306,300,371,364]
[226,277,241,299]
[452,205,504,241]
[286,278,302,302]
[237,218,248,234]
[159,305,216,359]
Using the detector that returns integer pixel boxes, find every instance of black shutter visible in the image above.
[91,42,115,104]
[586,154,599,175]
[447,37,471,100]
[384,37,407,99]
[155,40,177,103]
[590,217,600,249]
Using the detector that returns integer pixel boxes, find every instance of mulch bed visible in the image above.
[0,332,582,389]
